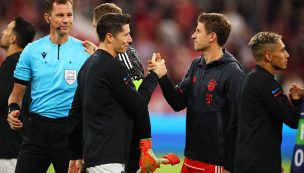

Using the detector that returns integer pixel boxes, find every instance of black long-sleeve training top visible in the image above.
[67,49,158,167]
[0,52,31,158]
[228,65,302,173]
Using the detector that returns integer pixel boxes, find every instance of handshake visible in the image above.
[82,41,167,79]
[146,53,167,79]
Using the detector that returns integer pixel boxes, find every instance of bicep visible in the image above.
[14,47,32,81]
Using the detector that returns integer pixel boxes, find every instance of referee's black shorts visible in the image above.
[15,113,69,173]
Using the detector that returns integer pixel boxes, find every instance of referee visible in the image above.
[7,1,90,172]
[228,31,304,172]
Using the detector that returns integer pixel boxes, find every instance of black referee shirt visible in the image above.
[67,49,158,167]
[228,65,302,172]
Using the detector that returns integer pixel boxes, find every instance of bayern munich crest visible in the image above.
[208,79,217,91]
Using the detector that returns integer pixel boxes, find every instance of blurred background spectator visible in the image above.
[1,0,303,112]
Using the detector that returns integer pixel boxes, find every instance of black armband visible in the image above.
[14,77,29,86]
[8,103,20,114]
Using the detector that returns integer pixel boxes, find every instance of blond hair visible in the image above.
[93,3,122,22]
[249,31,282,61]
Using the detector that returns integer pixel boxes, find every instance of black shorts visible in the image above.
[15,113,69,173]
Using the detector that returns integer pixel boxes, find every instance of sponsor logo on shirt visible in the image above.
[208,79,217,92]
[272,88,281,97]
[41,52,47,59]
[272,88,279,93]
[124,75,131,84]
[193,76,196,82]
[206,94,213,104]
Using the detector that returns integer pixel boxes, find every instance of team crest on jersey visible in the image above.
[208,79,217,91]
[65,70,77,85]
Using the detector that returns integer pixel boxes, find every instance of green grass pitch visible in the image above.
[46,157,292,173]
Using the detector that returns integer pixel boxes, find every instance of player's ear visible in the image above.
[106,33,113,43]
[209,32,217,43]
[44,13,50,24]
[265,52,272,62]
[10,35,17,44]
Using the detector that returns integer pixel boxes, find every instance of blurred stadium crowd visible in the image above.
[1,0,304,113]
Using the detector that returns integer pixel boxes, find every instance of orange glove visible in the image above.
[137,139,159,173]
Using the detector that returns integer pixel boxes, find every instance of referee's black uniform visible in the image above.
[228,65,303,172]
[67,49,158,167]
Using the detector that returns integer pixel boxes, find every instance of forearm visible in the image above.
[121,72,158,115]
[158,74,187,111]
[8,83,27,107]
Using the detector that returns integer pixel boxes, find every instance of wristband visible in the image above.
[8,103,20,114]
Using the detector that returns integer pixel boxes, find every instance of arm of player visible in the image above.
[261,79,302,129]
[225,102,238,172]
[107,55,159,116]
[0,58,17,107]
[67,87,84,161]
[7,83,27,130]
[82,40,98,55]
[151,53,189,112]
[224,63,245,107]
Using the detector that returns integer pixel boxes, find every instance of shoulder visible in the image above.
[190,56,201,68]
[224,61,244,74]
[69,36,83,45]
[68,36,84,50]
[247,70,276,88]
[22,36,49,53]
[31,35,49,46]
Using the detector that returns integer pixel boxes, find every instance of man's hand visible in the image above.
[7,110,22,130]
[146,53,167,78]
[68,159,83,173]
[289,83,304,100]
[82,40,98,55]
[137,148,160,173]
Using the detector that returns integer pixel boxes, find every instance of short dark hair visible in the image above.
[93,3,122,22]
[97,13,131,43]
[46,0,73,14]
[197,13,231,47]
[248,31,282,61]
[13,16,36,49]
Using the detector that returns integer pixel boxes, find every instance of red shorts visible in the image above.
[181,157,224,173]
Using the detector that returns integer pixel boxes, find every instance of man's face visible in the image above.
[113,24,132,54]
[191,22,210,52]
[48,2,73,35]
[0,20,15,49]
[271,39,289,71]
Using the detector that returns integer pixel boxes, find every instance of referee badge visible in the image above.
[65,70,77,85]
